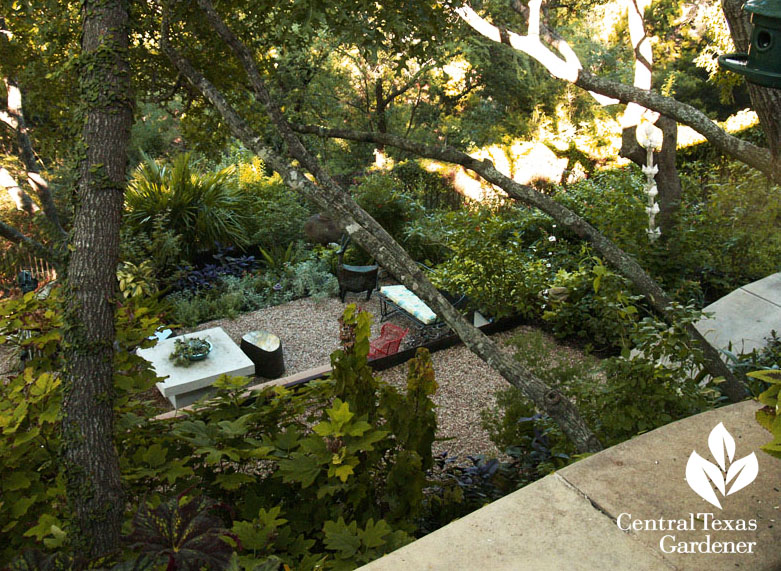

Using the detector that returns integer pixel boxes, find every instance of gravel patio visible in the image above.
[187,293,591,460]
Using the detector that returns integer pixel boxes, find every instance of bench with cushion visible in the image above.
[377,285,468,338]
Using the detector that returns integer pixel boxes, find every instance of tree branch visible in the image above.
[0,166,38,214]
[2,77,68,238]
[457,3,780,182]
[289,121,748,402]
[162,0,604,453]
[0,218,57,261]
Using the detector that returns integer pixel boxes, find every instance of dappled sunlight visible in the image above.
[678,109,760,148]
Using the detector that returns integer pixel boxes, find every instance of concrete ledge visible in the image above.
[695,272,781,355]
[361,401,781,570]
[362,473,671,571]
[153,364,332,421]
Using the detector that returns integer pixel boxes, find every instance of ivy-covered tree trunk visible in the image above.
[61,0,132,558]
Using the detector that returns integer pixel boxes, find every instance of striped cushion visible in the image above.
[379,285,437,325]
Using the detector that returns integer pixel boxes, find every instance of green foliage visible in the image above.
[556,163,781,304]
[429,202,644,348]
[0,291,66,562]
[119,212,185,291]
[554,168,648,256]
[156,306,439,567]
[125,493,236,570]
[542,256,642,352]
[1,296,445,568]
[354,173,419,245]
[117,260,158,299]
[690,167,781,297]
[168,337,211,367]
[0,289,164,563]
[749,369,781,460]
[581,305,717,446]
[125,153,252,258]
[392,160,465,212]
[168,250,338,327]
[128,101,182,166]
[483,331,596,456]
[483,306,718,462]
[245,175,312,251]
[430,204,555,319]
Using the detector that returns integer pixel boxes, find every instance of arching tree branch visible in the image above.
[0,218,56,261]
[289,121,748,402]
[161,1,604,453]
[457,3,780,182]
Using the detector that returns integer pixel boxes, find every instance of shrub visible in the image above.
[119,212,185,291]
[125,153,252,258]
[169,251,337,326]
[245,175,312,251]
[354,173,419,245]
[480,330,596,473]
[176,248,257,292]
[691,166,781,297]
[541,255,642,352]
[3,301,444,569]
[392,160,466,212]
[121,307,439,569]
[554,162,781,303]
[430,204,576,319]
[482,309,718,464]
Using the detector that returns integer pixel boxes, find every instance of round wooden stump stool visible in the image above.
[241,330,285,379]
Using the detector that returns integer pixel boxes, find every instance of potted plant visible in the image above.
[169,336,212,367]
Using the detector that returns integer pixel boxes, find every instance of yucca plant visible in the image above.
[126,153,251,258]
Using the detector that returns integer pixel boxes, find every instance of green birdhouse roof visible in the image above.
[745,0,781,19]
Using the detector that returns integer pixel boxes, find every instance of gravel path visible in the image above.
[188,293,590,461]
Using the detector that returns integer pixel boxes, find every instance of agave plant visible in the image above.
[126,153,251,257]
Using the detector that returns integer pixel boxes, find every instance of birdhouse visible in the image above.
[719,0,781,88]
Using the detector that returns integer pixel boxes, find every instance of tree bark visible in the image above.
[60,0,132,559]
[162,3,604,454]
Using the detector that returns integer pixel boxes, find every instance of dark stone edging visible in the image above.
[283,314,525,387]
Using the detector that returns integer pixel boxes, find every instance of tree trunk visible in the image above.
[61,0,132,559]
[620,115,682,234]
[722,0,781,158]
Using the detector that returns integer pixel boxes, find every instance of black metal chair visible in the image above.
[336,235,379,302]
